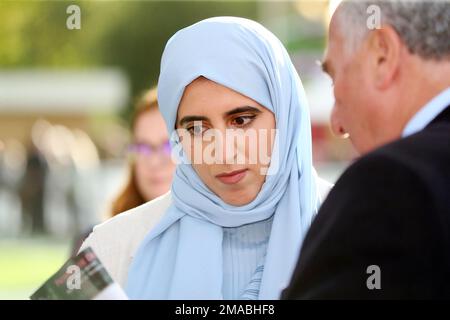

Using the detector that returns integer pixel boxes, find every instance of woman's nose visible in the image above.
[211,129,243,165]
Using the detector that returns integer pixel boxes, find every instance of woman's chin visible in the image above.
[218,189,259,207]
[144,185,170,201]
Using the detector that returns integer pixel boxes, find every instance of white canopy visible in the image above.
[0,69,129,114]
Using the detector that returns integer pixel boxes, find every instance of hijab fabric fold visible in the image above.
[126,16,320,299]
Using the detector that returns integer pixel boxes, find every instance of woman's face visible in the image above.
[133,109,175,201]
[177,77,276,206]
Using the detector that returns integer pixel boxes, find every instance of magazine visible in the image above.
[30,247,128,300]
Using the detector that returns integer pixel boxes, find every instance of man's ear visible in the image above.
[367,26,402,90]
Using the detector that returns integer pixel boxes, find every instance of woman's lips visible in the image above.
[215,169,248,185]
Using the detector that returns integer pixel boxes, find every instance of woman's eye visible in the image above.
[231,115,256,127]
[187,124,205,136]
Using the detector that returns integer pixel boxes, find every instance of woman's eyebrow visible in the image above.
[179,106,261,126]
[178,115,209,127]
[224,106,262,118]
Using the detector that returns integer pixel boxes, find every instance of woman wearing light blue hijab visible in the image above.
[85,16,330,300]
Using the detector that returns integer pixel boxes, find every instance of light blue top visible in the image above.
[125,17,321,300]
[222,216,273,300]
[402,87,450,137]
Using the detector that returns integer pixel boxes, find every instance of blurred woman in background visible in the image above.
[72,87,175,254]
[110,87,175,217]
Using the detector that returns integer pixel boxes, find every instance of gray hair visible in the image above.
[335,0,450,61]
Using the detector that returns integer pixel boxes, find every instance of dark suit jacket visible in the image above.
[283,106,450,299]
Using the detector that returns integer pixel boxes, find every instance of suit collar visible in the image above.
[427,105,450,127]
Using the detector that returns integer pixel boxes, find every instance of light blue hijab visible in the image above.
[126,16,320,300]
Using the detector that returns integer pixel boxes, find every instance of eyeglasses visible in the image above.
[128,140,171,160]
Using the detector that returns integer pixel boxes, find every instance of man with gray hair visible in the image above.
[283,0,450,299]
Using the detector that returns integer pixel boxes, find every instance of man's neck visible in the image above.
[400,59,450,132]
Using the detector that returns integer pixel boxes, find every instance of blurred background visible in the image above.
[0,0,356,299]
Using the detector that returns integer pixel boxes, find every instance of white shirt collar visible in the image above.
[402,87,450,138]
